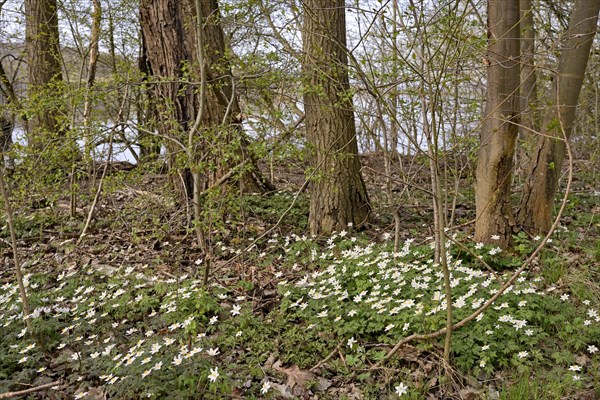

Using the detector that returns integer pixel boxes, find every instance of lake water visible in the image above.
[11,124,141,164]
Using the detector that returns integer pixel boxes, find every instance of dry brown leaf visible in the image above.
[270,383,295,399]
[274,363,315,388]
[270,360,331,396]
[263,353,277,370]
[575,353,591,366]
[458,388,480,400]
[396,344,422,362]
[328,384,363,400]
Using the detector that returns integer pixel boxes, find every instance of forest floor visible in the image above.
[1,154,599,399]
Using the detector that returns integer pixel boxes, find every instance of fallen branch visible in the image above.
[0,380,61,399]
[444,233,501,283]
[311,342,343,372]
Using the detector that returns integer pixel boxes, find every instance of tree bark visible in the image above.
[137,28,161,163]
[0,1,22,166]
[0,112,13,155]
[518,0,538,150]
[82,0,102,162]
[302,0,370,235]
[518,0,600,234]
[25,0,63,148]
[141,0,195,196]
[474,0,520,247]
[139,0,268,198]
[190,0,269,193]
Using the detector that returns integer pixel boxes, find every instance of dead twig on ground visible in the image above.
[0,380,61,399]
[311,342,343,372]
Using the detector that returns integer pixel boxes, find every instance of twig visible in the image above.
[362,165,434,197]
[444,233,501,283]
[310,342,343,372]
[77,128,114,246]
[77,85,128,246]
[0,163,31,329]
[210,151,335,277]
[0,380,61,399]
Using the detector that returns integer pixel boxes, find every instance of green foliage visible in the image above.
[277,232,600,392]
[0,265,252,398]
[1,225,599,398]
[242,191,308,232]
[1,210,66,239]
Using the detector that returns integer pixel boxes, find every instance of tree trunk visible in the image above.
[140,0,197,198]
[139,0,268,199]
[474,0,520,247]
[0,112,13,155]
[137,29,161,163]
[518,0,600,234]
[302,0,370,235]
[25,0,63,148]
[518,0,538,161]
[0,11,21,168]
[191,0,269,193]
[82,0,102,162]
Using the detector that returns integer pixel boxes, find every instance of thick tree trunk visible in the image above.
[518,0,600,234]
[474,0,520,247]
[302,0,370,235]
[137,29,161,163]
[140,0,197,197]
[191,0,269,193]
[25,0,63,147]
[139,0,268,198]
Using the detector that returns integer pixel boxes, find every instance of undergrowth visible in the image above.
[1,221,599,399]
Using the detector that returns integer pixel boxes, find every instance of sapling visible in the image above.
[0,162,31,330]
